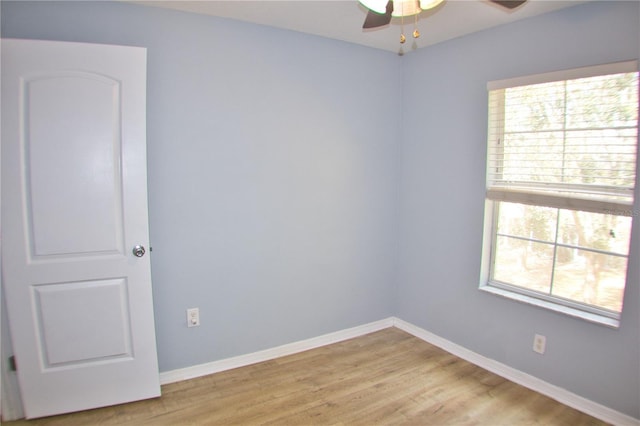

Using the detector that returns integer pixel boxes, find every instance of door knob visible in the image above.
[132,245,146,257]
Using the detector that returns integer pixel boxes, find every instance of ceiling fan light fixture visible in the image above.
[359,0,389,14]
[361,0,528,45]
[390,0,422,17]
[419,0,444,10]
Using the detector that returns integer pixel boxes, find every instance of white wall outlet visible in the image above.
[187,307,200,327]
[533,334,546,354]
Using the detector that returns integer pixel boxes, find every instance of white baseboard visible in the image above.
[391,317,640,426]
[159,317,394,385]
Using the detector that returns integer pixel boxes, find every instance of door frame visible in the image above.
[1,288,25,421]
[1,63,24,416]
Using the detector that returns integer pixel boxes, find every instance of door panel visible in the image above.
[26,72,124,257]
[2,39,160,419]
[34,278,132,367]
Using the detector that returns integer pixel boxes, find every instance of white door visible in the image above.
[1,39,160,419]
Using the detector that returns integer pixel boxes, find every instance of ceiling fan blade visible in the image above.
[490,0,527,9]
[362,0,394,29]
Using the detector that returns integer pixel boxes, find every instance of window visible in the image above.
[481,61,639,326]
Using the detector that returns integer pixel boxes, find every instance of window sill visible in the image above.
[479,285,620,329]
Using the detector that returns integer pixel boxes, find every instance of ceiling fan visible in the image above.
[362,0,528,30]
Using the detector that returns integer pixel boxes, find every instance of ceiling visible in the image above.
[130,0,589,54]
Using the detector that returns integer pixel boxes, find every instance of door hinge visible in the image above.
[8,355,17,371]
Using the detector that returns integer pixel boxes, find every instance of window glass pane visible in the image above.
[562,128,637,187]
[557,209,632,255]
[504,82,565,132]
[497,202,557,242]
[501,132,564,183]
[493,235,554,293]
[490,71,638,197]
[553,248,627,312]
[566,73,639,129]
[492,202,631,314]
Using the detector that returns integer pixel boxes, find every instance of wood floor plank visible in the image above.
[4,328,607,425]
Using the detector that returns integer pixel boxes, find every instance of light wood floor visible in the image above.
[6,328,606,425]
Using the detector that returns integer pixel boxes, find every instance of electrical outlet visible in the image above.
[533,334,546,354]
[187,308,200,327]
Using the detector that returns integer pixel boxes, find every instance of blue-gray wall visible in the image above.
[1,0,401,371]
[2,0,639,420]
[398,1,640,418]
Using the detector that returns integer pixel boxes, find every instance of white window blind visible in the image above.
[487,61,639,215]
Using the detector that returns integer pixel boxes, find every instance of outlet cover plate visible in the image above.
[187,307,200,327]
[533,334,546,354]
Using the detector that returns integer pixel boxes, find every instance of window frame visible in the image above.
[480,61,639,328]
